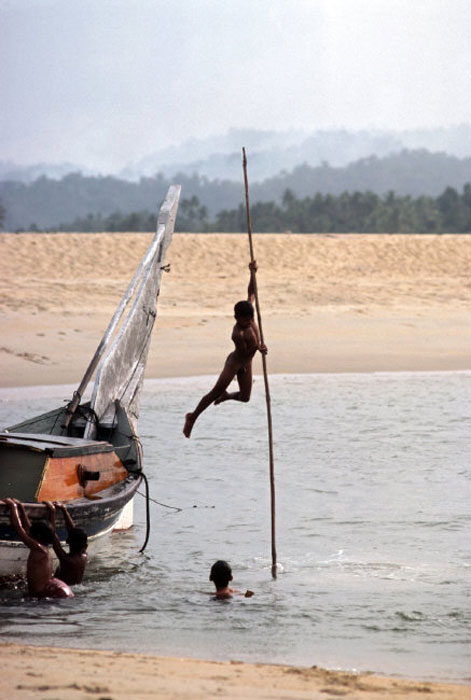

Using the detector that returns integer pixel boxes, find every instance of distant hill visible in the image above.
[1,149,471,231]
[253,150,471,201]
[3,125,471,185]
[121,125,471,181]
[0,160,94,184]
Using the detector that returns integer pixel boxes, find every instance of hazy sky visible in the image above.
[2,0,471,171]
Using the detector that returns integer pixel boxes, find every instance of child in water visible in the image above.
[4,498,74,599]
[209,560,254,599]
[183,261,267,438]
[44,501,88,585]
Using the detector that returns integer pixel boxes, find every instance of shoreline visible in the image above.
[2,643,470,699]
[1,307,470,387]
[0,366,470,398]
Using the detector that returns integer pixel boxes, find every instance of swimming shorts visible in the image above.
[38,577,74,599]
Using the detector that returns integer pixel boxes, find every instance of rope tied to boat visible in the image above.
[138,471,151,553]
[136,490,182,512]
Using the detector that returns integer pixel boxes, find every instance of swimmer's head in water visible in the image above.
[210,560,233,589]
[67,527,88,553]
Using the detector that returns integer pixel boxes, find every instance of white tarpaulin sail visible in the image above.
[83,185,181,437]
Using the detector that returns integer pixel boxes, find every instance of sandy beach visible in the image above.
[1,642,470,700]
[1,232,470,387]
[1,232,470,697]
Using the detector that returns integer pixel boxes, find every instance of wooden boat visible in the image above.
[0,185,181,577]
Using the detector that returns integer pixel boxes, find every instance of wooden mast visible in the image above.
[242,147,277,580]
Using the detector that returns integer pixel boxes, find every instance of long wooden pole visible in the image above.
[242,147,277,580]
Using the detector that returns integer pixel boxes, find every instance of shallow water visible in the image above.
[0,372,469,682]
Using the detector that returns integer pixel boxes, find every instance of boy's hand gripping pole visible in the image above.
[242,147,277,580]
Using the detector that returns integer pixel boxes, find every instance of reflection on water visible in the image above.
[0,372,470,682]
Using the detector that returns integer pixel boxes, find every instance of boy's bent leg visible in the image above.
[215,363,253,404]
[183,357,238,437]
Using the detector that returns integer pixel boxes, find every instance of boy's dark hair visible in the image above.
[210,560,232,588]
[30,520,54,546]
[67,527,88,553]
[234,300,254,319]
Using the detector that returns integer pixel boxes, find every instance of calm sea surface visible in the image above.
[0,372,469,683]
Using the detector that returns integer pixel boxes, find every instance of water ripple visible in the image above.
[0,372,469,682]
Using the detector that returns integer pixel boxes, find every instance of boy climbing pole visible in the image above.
[183,260,267,438]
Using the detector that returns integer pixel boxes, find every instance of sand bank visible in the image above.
[1,643,470,700]
[1,232,470,387]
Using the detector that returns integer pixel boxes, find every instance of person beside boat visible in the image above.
[44,501,88,585]
[183,261,267,438]
[209,560,254,599]
[3,498,74,599]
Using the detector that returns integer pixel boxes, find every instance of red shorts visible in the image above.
[38,577,74,599]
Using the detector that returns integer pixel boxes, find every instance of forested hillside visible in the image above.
[211,185,471,233]
[1,149,471,231]
[39,185,469,234]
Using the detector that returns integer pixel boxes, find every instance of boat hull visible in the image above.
[0,476,141,578]
[0,400,143,579]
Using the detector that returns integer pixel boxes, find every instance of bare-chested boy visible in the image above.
[44,501,88,585]
[4,498,74,599]
[183,261,267,438]
[209,560,254,599]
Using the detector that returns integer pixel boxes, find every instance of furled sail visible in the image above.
[82,185,181,438]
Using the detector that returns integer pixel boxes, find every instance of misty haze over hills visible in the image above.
[2,125,471,231]
[127,125,471,183]
[2,125,471,184]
